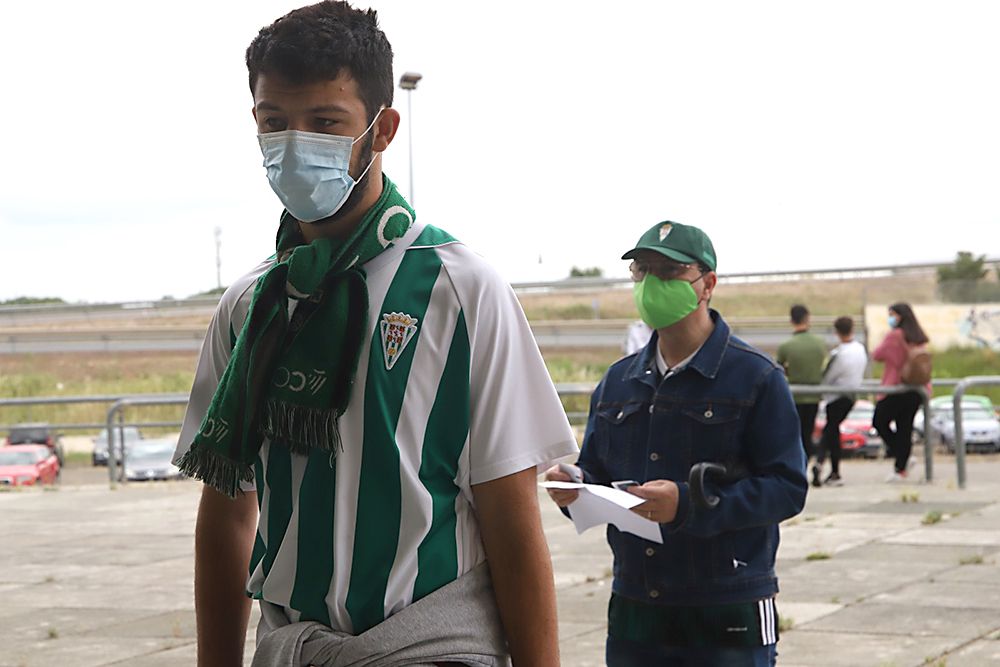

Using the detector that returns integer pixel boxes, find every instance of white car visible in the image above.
[914,397,1000,453]
[124,438,184,481]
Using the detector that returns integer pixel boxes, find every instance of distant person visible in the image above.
[815,316,868,486]
[872,303,931,482]
[776,304,827,487]
[622,320,653,356]
[544,221,807,666]
[170,3,577,664]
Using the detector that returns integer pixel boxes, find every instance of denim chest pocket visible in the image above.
[596,401,648,477]
[680,402,743,462]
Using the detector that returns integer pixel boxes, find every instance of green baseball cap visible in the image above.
[621,221,717,271]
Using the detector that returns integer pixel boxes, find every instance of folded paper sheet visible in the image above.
[541,481,664,544]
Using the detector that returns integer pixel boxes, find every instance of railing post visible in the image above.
[953,380,969,489]
[106,399,125,488]
[920,386,933,483]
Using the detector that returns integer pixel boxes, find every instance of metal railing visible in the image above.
[952,376,1000,489]
[1,377,992,488]
[788,383,934,482]
[105,394,189,486]
[0,394,184,434]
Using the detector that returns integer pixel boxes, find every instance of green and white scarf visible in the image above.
[178,176,414,497]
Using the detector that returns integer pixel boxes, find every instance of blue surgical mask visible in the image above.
[257,111,382,223]
[888,315,899,328]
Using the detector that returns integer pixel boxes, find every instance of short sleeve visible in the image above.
[172,302,234,467]
[440,247,578,485]
[172,260,270,492]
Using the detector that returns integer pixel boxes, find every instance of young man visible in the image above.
[545,222,807,666]
[172,4,577,665]
[815,316,868,486]
[776,304,827,487]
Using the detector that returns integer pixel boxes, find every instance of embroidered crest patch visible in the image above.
[658,223,673,242]
[380,312,419,370]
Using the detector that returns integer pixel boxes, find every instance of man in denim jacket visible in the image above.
[546,222,807,666]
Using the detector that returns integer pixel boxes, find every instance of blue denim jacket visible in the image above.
[574,310,807,606]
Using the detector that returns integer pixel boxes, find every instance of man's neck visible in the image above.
[792,324,810,333]
[839,335,854,344]
[656,307,714,368]
[299,166,384,243]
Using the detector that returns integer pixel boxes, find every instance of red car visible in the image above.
[813,399,884,458]
[0,445,61,487]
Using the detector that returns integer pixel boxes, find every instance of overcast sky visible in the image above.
[1,0,998,303]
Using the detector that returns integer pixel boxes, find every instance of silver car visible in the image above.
[124,438,184,481]
[914,397,1000,453]
[92,427,144,466]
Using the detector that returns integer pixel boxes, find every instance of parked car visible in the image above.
[124,438,184,481]
[92,426,144,466]
[0,445,61,487]
[812,399,883,458]
[914,395,1000,453]
[5,423,64,465]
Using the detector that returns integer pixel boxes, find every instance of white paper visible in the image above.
[541,481,664,543]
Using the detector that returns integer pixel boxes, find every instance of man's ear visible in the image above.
[701,271,718,302]
[371,108,401,152]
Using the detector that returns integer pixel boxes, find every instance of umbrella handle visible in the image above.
[689,462,728,510]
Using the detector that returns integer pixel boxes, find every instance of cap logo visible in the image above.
[658,224,673,242]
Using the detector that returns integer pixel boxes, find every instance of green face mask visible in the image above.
[633,275,701,329]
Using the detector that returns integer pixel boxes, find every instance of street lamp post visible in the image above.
[398,71,422,206]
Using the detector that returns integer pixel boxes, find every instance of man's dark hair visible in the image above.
[790,304,809,325]
[246,1,394,122]
[834,316,853,337]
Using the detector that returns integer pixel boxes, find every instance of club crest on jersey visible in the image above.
[658,223,673,241]
[380,312,419,370]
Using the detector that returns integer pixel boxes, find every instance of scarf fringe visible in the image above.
[177,445,254,499]
[262,398,344,457]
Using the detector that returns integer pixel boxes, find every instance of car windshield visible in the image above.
[8,428,48,444]
[95,428,142,445]
[126,440,175,463]
[848,407,874,420]
[935,406,995,420]
[0,450,42,466]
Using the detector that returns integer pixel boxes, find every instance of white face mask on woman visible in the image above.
[257,110,382,223]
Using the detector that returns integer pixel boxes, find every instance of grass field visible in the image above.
[518,270,939,320]
[4,345,997,434]
[2,270,997,431]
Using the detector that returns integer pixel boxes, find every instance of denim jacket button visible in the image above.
[645,547,655,557]
[649,452,660,462]
[617,410,624,420]
[648,405,654,414]
[704,409,714,419]
[649,589,660,599]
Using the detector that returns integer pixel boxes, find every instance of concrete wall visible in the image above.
[864,303,1000,351]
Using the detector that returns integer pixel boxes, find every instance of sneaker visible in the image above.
[823,472,844,487]
[885,470,908,483]
[811,464,822,488]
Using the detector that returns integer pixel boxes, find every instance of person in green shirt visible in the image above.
[776,304,828,488]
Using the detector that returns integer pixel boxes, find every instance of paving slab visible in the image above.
[2,457,1000,666]
[872,579,1000,610]
[802,600,998,639]
[776,630,959,667]
[942,635,1000,666]
[777,555,938,604]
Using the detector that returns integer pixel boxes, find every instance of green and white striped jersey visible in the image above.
[174,222,577,634]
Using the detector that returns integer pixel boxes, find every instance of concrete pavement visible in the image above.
[1,455,999,666]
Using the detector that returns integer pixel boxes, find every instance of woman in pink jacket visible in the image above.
[872,302,930,482]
